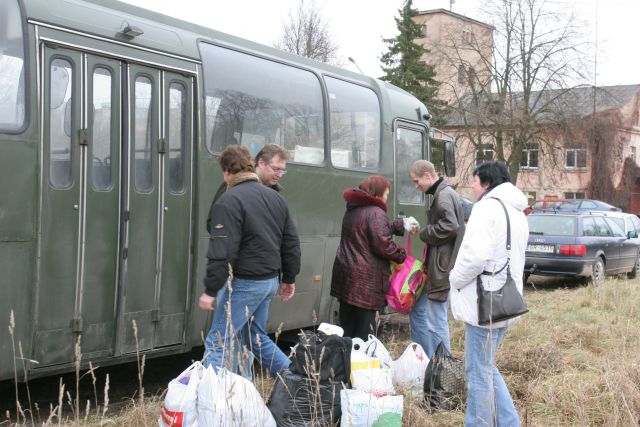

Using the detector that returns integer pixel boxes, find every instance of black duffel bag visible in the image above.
[289,331,352,383]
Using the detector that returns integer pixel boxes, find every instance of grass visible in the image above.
[4,277,640,426]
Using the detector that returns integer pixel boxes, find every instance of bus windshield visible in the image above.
[0,0,26,132]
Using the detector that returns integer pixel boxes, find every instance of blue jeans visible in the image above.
[464,324,520,427]
[203,276,291,379]
[409,291,451,358]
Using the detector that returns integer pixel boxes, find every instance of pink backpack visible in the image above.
[386,237,427,314]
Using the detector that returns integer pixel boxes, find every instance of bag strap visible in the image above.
[404,234,411,257]
[480,197,511,276]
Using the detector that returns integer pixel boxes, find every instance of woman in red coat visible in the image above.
[330,175,407,340]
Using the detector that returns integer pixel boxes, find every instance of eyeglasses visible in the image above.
[268,164,287,175]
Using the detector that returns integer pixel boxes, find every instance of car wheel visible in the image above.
[589,257,605,284]
[627,255,640,279]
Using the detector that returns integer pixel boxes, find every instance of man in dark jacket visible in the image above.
[409,160,465,357]
[200,145,301,379]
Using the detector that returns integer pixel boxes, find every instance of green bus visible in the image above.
[0,0,455,380]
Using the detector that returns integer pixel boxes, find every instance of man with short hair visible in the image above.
[409,160,465,357]
[255,143,289,190]
[200,145,300,379]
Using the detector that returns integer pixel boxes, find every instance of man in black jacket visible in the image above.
[200,145,301,378]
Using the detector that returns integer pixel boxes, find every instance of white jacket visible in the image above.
[449,183,529,328]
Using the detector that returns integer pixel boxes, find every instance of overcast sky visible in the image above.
[119,0,638,87]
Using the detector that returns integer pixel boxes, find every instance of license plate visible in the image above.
[527,244,554,253]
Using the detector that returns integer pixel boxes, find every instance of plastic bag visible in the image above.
[290,331,352,383]
[351,368,395,397]
[364,334,393,368]
[268,368,345,426]
[197,365,276,427]
[423,342,466,410]
[158,361,202,427]
[340,389,403,427]
[351,352,381,383]
[402,216,420,232]
[391,342,429,396]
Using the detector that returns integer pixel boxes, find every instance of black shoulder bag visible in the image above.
[477,198,529,325]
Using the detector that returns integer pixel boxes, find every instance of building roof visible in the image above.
[416,8,495,30]
[444,84,640,127]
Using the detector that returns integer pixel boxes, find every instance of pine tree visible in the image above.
[380,0,445,126]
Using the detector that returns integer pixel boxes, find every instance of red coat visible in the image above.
[330,189,407,310]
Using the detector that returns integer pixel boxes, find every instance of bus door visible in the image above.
[118,65,193,353]
[393,123,429,255]
[37,47,122,366]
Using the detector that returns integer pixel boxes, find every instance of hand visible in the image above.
[199,293,216,311]
[410,224,419,235]
[390,262,404,272]
[279,282,295,301]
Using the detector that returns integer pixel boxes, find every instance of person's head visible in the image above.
[409,160,439,192]
[219,145,254,183]
[472,161,511,200]
[359,175,391,203]
[255,144,290,187]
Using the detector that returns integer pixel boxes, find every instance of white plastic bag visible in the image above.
[391,342,430,396]
[197,366,276,427]
[340,389,403,427]
[158,361,202,427]
[364,334,393,368]
[351,368,395,397]
[402,216,420,232]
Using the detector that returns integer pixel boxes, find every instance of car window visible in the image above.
[604,217,625,237]
[561,201,580,209]
[625,218,634,233]
[593,217,612,236]
[528,215,576,236]
[582,217,597,236]
[631,216,640,233]
[582,201,597,209]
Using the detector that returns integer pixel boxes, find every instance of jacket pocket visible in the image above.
[208,234,228,260]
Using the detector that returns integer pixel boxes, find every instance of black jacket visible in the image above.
[204,179,300,296]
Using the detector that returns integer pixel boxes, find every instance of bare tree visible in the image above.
[438,0,590,184]
[275,0,339,64]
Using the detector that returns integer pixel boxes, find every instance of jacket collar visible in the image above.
[425,177,444,196]
[343,188,387,212]
[227,172,259,189]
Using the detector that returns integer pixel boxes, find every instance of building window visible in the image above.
[520,143,539,169]
[629,146,637,162]
[565,148,587,169]
[564,192,586,199]
[421,24,428,37]
[462,30,472,45]
[476,144,494,166]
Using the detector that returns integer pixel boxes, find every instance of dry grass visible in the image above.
[5,278,640,426]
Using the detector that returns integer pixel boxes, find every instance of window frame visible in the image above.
[475,144,494,166]
[565,147,587,169]
[520,143,539,169]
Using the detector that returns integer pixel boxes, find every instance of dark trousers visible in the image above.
[338,301,377,341]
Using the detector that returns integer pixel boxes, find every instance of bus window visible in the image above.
[92,67,113,191]
[325,77,380,171]
[168,82,186,193]
[200,43,324,164]
[0,0,26,132]
[134,75,153,193]
[396,128,424,205]
[49,59,73,189]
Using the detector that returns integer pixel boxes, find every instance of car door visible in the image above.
[615,216,640,271]
[593,216,620,272]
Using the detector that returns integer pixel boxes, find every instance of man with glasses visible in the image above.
[255,144,289,191]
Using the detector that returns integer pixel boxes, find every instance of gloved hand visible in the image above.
[402,216,420,233]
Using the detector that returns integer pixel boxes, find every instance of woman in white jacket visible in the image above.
[449,161,529,427]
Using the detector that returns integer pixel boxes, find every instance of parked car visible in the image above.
[524,198,569,215]
[525,211,640,283]
[458,194,474,222]
[556,199,621,212]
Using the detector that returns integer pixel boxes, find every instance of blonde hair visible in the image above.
[410,160,436,177]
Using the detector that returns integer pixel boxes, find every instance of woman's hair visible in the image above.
[473,161,511,190]
[219,145,255,174]
[358,175,391,197]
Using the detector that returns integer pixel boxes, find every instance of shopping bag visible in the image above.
[386,236,426,314]
[423,342,466,410]
[158,361,202,427]
[197,365,276,427]
[364,334,393,368]
[351,368,395,397]
[289,330,352,382]
[340,389,403,427]
[391,342,429,396]
[350,352,381,383]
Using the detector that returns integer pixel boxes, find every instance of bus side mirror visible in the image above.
[444,140,456,177]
